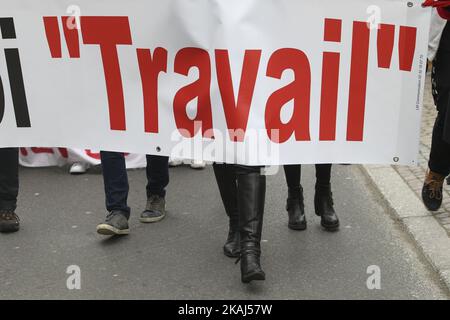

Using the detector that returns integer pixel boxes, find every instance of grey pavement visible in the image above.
[392,73,450,233]
[0,164,448,299]
[361,73,450,294]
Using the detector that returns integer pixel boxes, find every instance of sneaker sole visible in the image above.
[96,224,130,236]
[190,166,206,170]
[139,213,166,224]
[70,171,87,175]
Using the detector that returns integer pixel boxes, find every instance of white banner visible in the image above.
[0,0,431,165]
[18,148,147,168]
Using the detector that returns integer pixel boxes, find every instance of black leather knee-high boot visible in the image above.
[235,166,266,283]
[213,163,240,258]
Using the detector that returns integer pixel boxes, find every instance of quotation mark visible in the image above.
[377,24,417,72]
[43,16,80,59]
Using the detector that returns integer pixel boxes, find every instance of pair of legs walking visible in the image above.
[96,151,169,235]
[214,163,340,283]
[284,164,340,231]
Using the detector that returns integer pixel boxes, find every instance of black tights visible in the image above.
[283,164,332,192]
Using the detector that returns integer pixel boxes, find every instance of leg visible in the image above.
[235,165,266,283]
[146,155,169,198]
[96,151,130,236]
[0,148,20,233]
[283,165,306,230]
[423,47,450,211]
[283,165,302,195]
[0,148,19,211]
[423,104,450,211]
[429,107,450,177]
[213,163,240,258]
[314,164,340,231]
[100,151,130,216]
[140,155,169,223]
[315,164,332,186]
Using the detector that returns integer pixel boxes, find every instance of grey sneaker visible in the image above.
[140,194,166,223]
[96,211,130,236]
[0,211,20,233]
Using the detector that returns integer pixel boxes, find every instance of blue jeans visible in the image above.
[100,151,169,217]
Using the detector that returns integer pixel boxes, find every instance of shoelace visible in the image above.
[146,195,163,210]
[235,249,261,264]
[149,195,160,204]
[0,211,20,221]
[427,180,443,200]
[106,211,119,220]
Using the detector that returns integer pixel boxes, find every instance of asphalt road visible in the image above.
[0,164,448,299]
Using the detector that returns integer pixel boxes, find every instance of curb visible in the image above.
[361,165,450,294]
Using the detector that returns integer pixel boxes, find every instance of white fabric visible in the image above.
[428,9,447,61]
[0,0,432,165]
[19,148,147,168]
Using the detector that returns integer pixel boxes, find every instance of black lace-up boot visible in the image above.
[422,170,445,211]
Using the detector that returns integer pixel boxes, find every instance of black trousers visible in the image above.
[429,24,450,176]
[100,151,169,217]
[0,148,19,211]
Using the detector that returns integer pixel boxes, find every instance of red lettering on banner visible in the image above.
[215,50,261,142]
[39,16,421,146]
[265,48,311,143]
[346,21,370,142]
[377,24,395,69]
[324,18,342,42]
[399,26,417,72]
[31,147,54,154]
[85,149,100,159]
[81,17,132,131]
[61,16,80,59]
[58,148,69,158]
[173,48,213,138]
[19,148,68,157]
[43,17,62,58]
[137,48,168,134]
[320,19,342,141]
